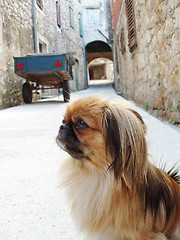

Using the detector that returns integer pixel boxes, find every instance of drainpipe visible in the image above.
[32,0,38,53]
[97,29,109,42]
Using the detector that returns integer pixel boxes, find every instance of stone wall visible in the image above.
[0,0,85,109]
[114,0,180,123]
[0,0,34,108]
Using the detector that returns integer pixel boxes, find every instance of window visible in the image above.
[120,28,126,54]
[39,43,43,53]
[86,9,99,25]
[69,7,74,28]
[125,0,137,52]
[56,1,61,28]
[36,0,43,10]
[38,41,47,53]
[115,44,119,73]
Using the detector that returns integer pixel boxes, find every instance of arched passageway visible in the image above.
[85,41,114,86]
[88,58,114,86]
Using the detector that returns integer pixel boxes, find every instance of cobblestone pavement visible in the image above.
[0,84,179,240]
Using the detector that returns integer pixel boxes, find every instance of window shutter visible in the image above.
[37,0,43,10]
[69,7,74,28]
[79,16,83,37]
[56,1,61,28]
[125,0,137,52]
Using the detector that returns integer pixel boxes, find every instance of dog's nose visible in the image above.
[60,124,68,131]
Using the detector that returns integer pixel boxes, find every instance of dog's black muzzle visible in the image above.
[56,124,85,159]
[58,124,71,140]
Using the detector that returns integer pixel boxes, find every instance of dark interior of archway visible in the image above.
[86,41,112,53]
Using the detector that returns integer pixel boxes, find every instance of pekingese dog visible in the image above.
[56,96,180,240]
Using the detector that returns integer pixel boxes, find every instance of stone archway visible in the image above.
[85,41,113,86]
[85,40,113,64]
[88,58,114,86]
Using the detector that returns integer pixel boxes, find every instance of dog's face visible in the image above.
[56,96,147,178]
[56,97,108,168]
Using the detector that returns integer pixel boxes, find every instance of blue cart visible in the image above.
[14,53,73,103]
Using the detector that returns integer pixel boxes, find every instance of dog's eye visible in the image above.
[75,119,88,130]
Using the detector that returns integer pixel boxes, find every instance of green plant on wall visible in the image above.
[156,72,160,79]
[144,103,149,111]
[170,121,180,126]
[171,103,180,112]
[162,33,169,40]
[175,103,180,112]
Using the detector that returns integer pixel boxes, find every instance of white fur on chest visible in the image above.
[60,159,114,232]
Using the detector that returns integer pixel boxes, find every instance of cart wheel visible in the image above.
[62,81,70,102]
[22,82,32,104]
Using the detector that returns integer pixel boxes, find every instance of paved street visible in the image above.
[0,85,180,240]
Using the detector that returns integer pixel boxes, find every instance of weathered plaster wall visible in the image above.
[114,0,180,123]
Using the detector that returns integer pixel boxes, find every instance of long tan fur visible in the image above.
[57,96,180,240]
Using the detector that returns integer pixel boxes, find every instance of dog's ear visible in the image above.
[104,105,148,181]
[104,108,122,179]
[128,109,146,134]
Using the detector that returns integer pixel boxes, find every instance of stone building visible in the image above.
[112,0,180,123]
[0,0,85,109]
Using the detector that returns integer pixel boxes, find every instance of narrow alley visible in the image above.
[0,85,180,240]
[0,0,179,239]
